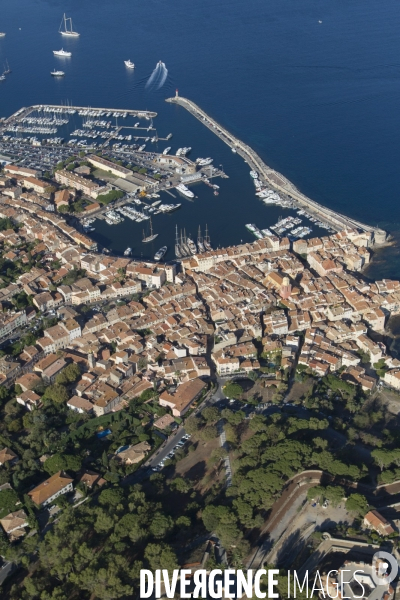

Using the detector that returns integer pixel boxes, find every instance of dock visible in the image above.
[3,104,157,126]
[166,94,386,243]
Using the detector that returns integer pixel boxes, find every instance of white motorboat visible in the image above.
[53,49,72,57]
[154,246,167,261]
[124,59,135,69]
[176,184,194,199]
[51,70,65,77]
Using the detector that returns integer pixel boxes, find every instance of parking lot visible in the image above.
[0,138,77,172]
[149,432,191,472]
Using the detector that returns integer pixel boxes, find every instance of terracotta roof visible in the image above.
[28,471,73,506]
[364,510,395,535]
[0,510,28,534]
[0,447,17,464]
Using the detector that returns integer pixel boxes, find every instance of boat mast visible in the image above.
[197,225,202,244]
[149,217,153,237]
[205,224,209,243]
[175,225,179,245]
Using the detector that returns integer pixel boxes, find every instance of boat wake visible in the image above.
[146,61,168,90]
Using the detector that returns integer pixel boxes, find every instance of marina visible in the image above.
[0,98,387,264]
[166,93,387,245]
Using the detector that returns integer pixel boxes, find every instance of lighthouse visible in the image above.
[175,89,179,98]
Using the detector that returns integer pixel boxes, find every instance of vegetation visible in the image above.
[223,382,243,399]
[97,189,124,205]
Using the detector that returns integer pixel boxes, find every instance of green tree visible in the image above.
[149,513,174,539]
[42,384,69,405]
[223,382,243,399]
[170,477,190,493]
[0,488,20,517]
[44,453,82,475]
[99,488,124,508]
[184,417,202,435]
[201,406,219,423]
[144,543,178,573]
[346,494,369,516]
[199,425,218,441]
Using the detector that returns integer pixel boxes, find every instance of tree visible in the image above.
[55,362,81,385]
[170,477,190,493]
[44,453,82,475]
[346,494,369,516]
[199,425,218,441]
[221,408,245,426]
[247,370,259,382]
[42,384,69,405]
[144,543,178,573]
[184,417,202,435]
[201,406,219,423]
[149,513,173,539]
[0,488,19,517]
[223,382,243,399]
[99,488,124,508]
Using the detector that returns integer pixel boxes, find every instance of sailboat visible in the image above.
[175,225,182,258]
[181,229,190,256]
[204,225,212,251]
[142,217,158,243]
[3,60,11,75]
[197,225,205,253]
[59,14,80,37]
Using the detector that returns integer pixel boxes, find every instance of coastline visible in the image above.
[166,94,387,246]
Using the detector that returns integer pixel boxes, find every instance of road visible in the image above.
[0,560,14,586]
[122,380,227,486]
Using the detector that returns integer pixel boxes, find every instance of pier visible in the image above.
[2,104,157,126]
[166,94,387,244]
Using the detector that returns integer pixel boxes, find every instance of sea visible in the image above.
[1,0,400,277]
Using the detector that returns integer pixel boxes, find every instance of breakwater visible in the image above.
[166,94,387,245]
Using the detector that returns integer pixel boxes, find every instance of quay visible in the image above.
[2,104,157,126]
[166,94,387,244]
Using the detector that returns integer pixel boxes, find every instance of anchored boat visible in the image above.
[142,217,158,243]
[59,13,80,37]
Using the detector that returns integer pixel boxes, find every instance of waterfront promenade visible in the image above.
[166,94,387,244]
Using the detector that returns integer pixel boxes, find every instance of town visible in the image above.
[0,120,399,598]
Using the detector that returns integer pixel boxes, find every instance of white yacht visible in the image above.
[250,170,258,179]
[154,246,167,261]
[0,33,6,38]
[176,184,194,199]
[51,70,65,77]
[124,247,132,256]
[59,13,79,37]
[53,48,72,57]
[124,60,135,69]
[197,157,213,166]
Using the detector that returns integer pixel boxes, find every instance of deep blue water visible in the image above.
[1,0,400,270]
